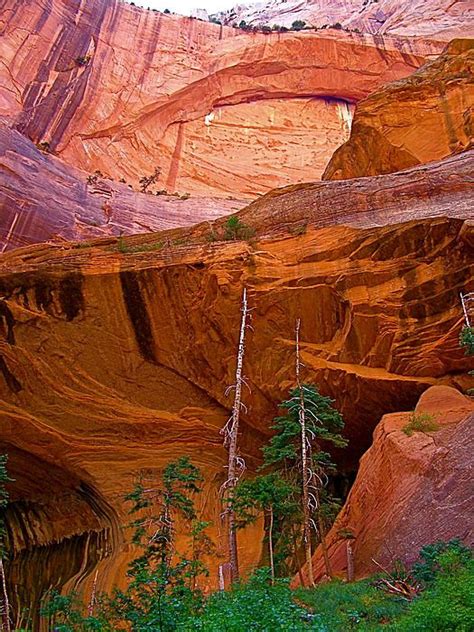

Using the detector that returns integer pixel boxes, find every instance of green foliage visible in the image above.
[411,539,472,584]
[402,411,439,436]
[390,554,474,631]
[186,568,308,631]
[232,473,297,528]
[292,20,306,30]
[460,325,474,355]
[296,578,406,631]
[223,215,256,241]
[139,166,161,193]
[40,592,101,632]
[263,384,347,469]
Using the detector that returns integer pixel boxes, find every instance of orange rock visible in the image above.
[294,386,474,586]
[0,151,472,606]
[323,39,474,181]
[0,0,445,198]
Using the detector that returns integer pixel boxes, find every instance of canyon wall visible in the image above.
[215,0,473,40]
[1,0,445,201]
[297,386,474,584]
[0,150,472,606]
[323,38,474,181]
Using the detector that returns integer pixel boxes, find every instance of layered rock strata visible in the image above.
[0,124,245,251]
[0,151,472,605]
[1,0,444,198]
[215,0,474,40]
[324,39,474,181]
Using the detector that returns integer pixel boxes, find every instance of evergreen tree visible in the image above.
[263,384,347,584]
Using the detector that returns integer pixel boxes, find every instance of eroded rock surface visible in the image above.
[216,0,473,39]
[0,124,245,251]
[0,152,472,603]
[324,39,474,181]
[1,0,444,198]
[296,386,474,584]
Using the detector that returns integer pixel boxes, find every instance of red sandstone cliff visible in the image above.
[323,39,474,181]
[295,386,474,585]
[1,0,445,200]
[0,149,472,604]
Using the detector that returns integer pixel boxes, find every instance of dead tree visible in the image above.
[0,559,10,632]
[295,318,315,586]
[460,291,474,326]
[220,288,250,585]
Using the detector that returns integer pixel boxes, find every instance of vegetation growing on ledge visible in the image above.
[402,411,439,436]
[459,325,474,355]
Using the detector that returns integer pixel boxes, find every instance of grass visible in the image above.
[117,236,164,253]
[402,411,439,436]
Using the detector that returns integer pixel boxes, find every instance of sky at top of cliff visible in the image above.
[127,0,236,15]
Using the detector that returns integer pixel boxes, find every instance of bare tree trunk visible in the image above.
[88,569,99,617]
[0,560,10,632]
[222,288,249,585]
[346,540,354,582]
[290,525,305,586]
[295,319,315,587]
[268,506,275,585]
[317,509,333,579]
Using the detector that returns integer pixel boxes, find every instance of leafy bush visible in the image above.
[292,20,306,31]
[402,411,439,436]
[460,325,474,355]
[296,578,406,631]
[222,216,256,241]
[187,568,308,631]
[390,556,473,631]
[411,539,472,584]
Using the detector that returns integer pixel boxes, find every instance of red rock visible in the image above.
[0,123,245,251]
[294,386,474,585]
[0,152,472,604]
[323,39,474,181]
[0,0,444,198]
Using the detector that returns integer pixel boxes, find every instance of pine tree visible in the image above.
[263,384,347,585]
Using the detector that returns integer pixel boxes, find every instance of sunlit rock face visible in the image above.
[0,123,246,251]
[215,0,473,39]
[323,39,474,181]
[0,0,443,200]
[296,386,474,585]
[0,151,472,606]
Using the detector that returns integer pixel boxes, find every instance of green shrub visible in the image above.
[402,411,439,436]
[390,557,474,631]
[412,539,472,584]
[460,326,474,355]
[187,568,308,631]
[296,579,406,631]
[292,20,306,31]
[223,216,256,241]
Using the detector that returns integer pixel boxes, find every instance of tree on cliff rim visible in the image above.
[262,322,347,585]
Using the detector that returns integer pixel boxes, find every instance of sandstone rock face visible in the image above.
[0,152,472,605]
[216,0,473,39]
[323,39,474,181]
[296,386,474,584]
[0,0,443,199]
[0,123,245,251]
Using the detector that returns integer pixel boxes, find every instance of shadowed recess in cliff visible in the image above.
[2,445,121,625]
[120,270,156,363]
